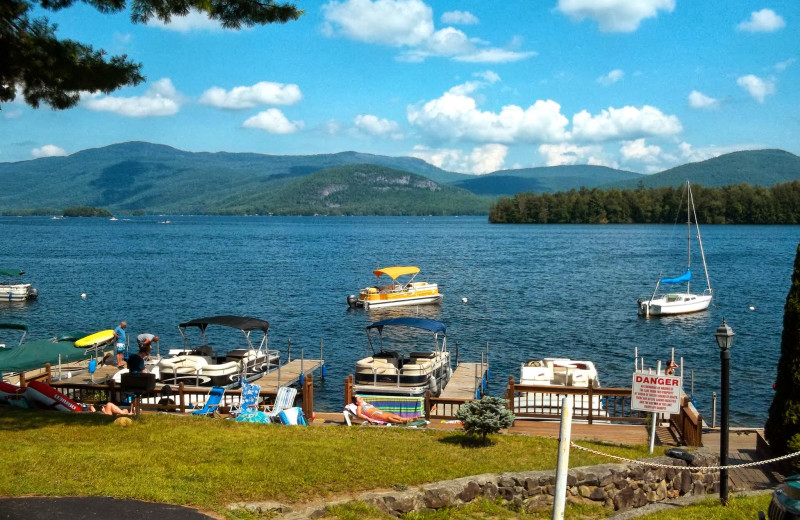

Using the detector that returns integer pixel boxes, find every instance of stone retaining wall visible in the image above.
[234,453,720,519]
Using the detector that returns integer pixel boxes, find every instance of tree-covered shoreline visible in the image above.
[489,181,800,224]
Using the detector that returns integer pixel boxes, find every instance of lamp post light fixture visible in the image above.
[714,317,735,506]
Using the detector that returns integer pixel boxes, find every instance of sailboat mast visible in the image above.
[686,181,691,294]
[689,182,712,293]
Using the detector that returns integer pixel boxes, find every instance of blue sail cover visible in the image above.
[661,270,691,284]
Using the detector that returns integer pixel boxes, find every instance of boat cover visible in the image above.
[178,315,270,333]
[661,270,692,284]
[366,317,446,334]
[0,338,96,373]
[0,269,24,277]
[0,323,29,331]
[372,266,420,279]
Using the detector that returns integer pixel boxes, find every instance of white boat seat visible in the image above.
[202,361,241,376]
[521,365,553,383]
[401,364,430,375]
[158,355,208,374]
[570,369,592,387]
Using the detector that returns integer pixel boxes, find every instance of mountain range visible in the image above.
[1,142,799,215]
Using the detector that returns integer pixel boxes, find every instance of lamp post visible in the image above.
[714,317,735,506]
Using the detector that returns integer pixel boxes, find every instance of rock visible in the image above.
[458,481,481,503]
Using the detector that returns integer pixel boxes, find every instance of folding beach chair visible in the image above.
[264,386,297,422]
[191,386,225,416]
[229,382,261,418]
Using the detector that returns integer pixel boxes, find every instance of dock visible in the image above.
[255,358,324,392]
[439,362,489,400]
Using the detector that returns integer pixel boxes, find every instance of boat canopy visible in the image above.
[661,270,692,284]
[178,315,270,333]
[0,323,29,331]
[366,317,446,335]
[0,269,25,277]
[0,337,94,373]
[373,266,420,280]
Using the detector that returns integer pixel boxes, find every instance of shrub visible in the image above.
[455,395,515,444]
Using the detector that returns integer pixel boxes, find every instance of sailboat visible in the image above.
[637,181,712,317]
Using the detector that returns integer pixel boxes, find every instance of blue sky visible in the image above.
[2,0,798,174]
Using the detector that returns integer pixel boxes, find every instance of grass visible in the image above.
[0,407,652,516]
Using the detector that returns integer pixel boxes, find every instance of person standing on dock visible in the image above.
[113,321,128,369]
[137,333,159,360]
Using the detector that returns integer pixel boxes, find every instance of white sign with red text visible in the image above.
[631,372,682,414]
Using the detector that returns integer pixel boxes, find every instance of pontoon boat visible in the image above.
[514,358,607,417]
[353,317,451,397]
[347,266,442,310]
[0,269,38,302]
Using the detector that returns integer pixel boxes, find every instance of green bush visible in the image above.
[455,396,515,443]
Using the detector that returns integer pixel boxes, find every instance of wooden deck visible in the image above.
[703,428,783,491]
[439,362,488,400]
[254,359,324,392]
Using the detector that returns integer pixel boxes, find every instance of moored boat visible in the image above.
[638,181,712,317]
[353,317,451,397]
[0,269,38,302]
[347,266,442,310]
[155,315,279,388]
[514,358,607,417]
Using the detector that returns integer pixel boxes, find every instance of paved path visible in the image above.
[0,497,218,520]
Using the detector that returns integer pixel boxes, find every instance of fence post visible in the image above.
[506,376,515,411]
[303,373,314,421]
[425,390,431,419]
[344,375,353,406]
[179,382,186,413]
[587,382,594,425]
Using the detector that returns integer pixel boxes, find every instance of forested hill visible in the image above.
[454,165,641,195]
[489,181,800,224]
[213,164,491,215]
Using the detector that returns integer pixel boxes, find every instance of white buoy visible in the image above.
[749,306,755,311]
[81,293,87,299]
[461,297,468,303]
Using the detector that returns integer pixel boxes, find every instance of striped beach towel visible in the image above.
[360,395,424,419]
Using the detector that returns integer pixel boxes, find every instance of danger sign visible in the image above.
[631,373,682,414]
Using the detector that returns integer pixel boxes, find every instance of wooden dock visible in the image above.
[439,362,489,400]
[254,359,324,392]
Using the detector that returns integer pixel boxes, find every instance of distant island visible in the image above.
[62,206,113,218]
[0,142,799,216]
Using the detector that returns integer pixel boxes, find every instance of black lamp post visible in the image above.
[714,317,735,505]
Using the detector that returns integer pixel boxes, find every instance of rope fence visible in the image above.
[570,442,800,471]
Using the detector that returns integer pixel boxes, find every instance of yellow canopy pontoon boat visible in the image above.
[347,266,443,310]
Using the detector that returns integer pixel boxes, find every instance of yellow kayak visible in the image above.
[74,329,115,347]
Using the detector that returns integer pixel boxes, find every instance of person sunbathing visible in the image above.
[352,396,413,424]
[82,402,132,415]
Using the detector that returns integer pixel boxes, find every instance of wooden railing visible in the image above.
[669,394,703,446]
[505,376,647,425]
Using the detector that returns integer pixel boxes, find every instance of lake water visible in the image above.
[1,216,798,426]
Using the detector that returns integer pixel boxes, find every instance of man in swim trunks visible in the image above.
[353,396,414,424]
[137,333,159,360]
[113,321,127,368]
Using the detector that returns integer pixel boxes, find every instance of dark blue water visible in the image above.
[1,216,797,426]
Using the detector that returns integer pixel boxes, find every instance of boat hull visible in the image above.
[0,283,37,302]
[638,293,712,317]
[349,282,442,310]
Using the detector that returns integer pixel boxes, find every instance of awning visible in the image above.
[0,338,96,373]
[366,317,446,334]
[178,315,270,333]
[661,270,692,284]
[0,323,29,332]
[373,266,420,279]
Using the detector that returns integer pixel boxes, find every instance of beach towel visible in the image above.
[359,395,424,419]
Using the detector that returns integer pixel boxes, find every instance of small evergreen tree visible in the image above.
[455,395,515,444]
[765,241,800,463]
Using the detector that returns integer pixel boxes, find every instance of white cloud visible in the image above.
[597,69,624,85]
[537,143,612,167]
[82,78,181,117]
[556,0,675,33]
[354,114,403,139]
[737,74,776,103]
[688,90,719,109]
[474,70,501,83]
[31,145,68,158]
[441,10,478,25]
[620,138,662,163]
[571,105,682,142]
[147,10,223,32]
[408,87,569,144]
[737,8,785,33]
[322,0,534,63]
[199,82,302,109]
[410,144,507,174]
[242,109,304,133]
[775,58,796,71]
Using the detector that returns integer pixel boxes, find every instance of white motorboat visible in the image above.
[514,358,607,417]
[155,315,279,388]
[0,269,38,302]
[353,317,451,397]
[638,181,713,317]
[347,266,442,310]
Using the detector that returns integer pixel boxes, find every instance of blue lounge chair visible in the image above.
[192,386,225,416]
[230,382,261,418]
[264,386,297,422]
